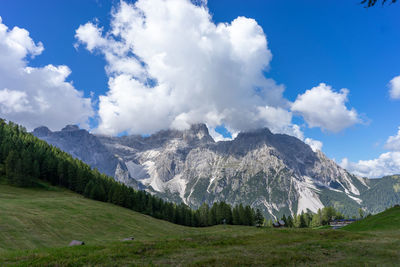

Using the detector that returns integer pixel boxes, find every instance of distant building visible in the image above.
[273,220,286,228]
[329,219,357,229]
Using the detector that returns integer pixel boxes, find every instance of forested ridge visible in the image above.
[0,119,263,227]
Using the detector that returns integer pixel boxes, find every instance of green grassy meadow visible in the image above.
[343,205,400,232]
[1,185,400,266]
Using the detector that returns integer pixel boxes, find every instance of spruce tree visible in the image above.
[232,205,240,225]
[254,209,264,227]
[5,150,18,184]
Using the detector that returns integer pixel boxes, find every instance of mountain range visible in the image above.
[33,124,400,219]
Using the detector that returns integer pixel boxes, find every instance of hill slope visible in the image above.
[0,184,192,252]
[343,205,400,232]
[1,184,400,266]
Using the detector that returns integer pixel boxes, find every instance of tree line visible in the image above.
[0,119,263,227]
[267,206,363,228]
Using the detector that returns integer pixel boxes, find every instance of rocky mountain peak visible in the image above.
[61,125,80,132]
[235,127,273,141]
[188,123,209,135]
[32,126,52,137]
[183,123,214,144]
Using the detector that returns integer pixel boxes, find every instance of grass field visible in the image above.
[343,205,400,232]
[1,185,400,266]
[0,184,193,251]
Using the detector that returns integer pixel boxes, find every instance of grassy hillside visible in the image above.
[343,205,400,232]
[0,184,194,251]
[1,185,400,266]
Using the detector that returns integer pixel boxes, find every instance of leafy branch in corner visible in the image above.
[361,0,397,7]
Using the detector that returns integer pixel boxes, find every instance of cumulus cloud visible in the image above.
[341,153,400,178]
[305,138,323,152]
[292,83,360,133]
[384,127,400,152]
[75,0,294,136]
[0,17,94,130]
[341,127,400,178]
[389,75,400,100]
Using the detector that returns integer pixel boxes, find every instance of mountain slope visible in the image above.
[0,184,192,252]
[360,175,400,214]
[97,125,369,218]
[32,125,139,189]
[32,124,398,219]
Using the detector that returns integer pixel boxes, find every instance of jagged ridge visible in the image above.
[33,123,392,219]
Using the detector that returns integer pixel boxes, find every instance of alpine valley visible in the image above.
[33,124,400,219]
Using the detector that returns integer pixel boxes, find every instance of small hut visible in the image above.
[329,219,357,229]
[273,220,286,228]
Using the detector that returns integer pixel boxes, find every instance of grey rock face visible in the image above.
[96,124,368,218]
[33,123,370,218]
[32,125,122,179]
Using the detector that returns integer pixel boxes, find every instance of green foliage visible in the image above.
[344,205,400,231]
[280,206,344,228]
[254,209,264,227]
[0,119,259,228]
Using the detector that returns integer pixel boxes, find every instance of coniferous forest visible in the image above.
[0,119,262,227]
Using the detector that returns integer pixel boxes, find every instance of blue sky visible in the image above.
[0,0,400,177]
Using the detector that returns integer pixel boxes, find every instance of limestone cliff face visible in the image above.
[33,124,369,218]
[32,125,130,183]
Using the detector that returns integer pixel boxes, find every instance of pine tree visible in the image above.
[210,202,218,225]
[238,204,246,225]
[5,150,18,184]
[32,160,40,179]
[299,212,307,228]
[244,205,254,226]
[232,205,240,225]
[254,209,264,227]
[287,215,294,228]
[84,180,94,198]
[14,157,25,186]
[198,203,210,227]
[67,164,77,191]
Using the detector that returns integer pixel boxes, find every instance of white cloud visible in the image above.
[389,75,400,100]
[385,127,400,151]
[341,127,400,178]
[341,153,400,178]
[75,0,294,136]
[305,138,323,152]
[0,17,94,130]
[0,88,30,113]
[292,83,360,133]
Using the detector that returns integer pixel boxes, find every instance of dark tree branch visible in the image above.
[361,0,397,7]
